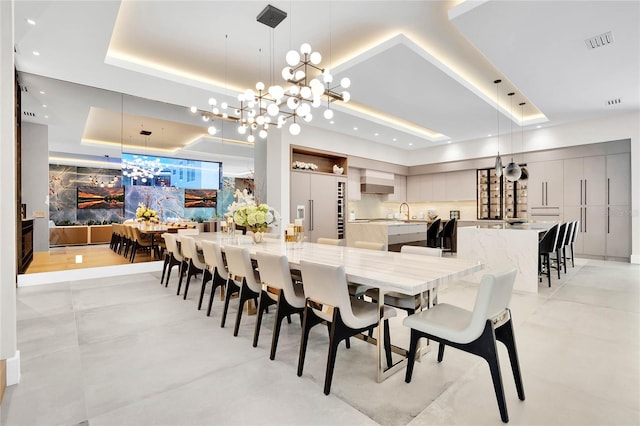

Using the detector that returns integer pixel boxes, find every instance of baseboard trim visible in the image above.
[631,254,640,265]
[17,262,163,287]
[1,359,5,404]
[6,350,20,386]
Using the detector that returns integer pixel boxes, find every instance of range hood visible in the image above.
[360,169,394,194]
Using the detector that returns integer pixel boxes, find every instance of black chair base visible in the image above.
[253,290,304,360]
[206,268,228,316]
[405,313,525,423]
[297,304,393,395]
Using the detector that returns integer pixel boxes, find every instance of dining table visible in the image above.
[178,232,484,382]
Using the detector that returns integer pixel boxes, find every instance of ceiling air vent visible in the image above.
[585,31,613,50]
[20,85,29,93]
[139,130,152,136]
[607,98,621,106]
[23,111,36,117]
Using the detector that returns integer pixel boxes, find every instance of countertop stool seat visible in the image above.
[297,260,397,395]
[403,269,524,423]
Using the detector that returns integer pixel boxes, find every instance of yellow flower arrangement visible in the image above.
[135,202,159,223]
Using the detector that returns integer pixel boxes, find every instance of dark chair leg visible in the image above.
[176,260,187,295]
[570,244,575,268]
[383,319,393,369]
[324,321,341,395]
[437,342,446,362]
[233,281,259,337]
[495,316,525,402]
[298,306,323,377]
[160,253,170,285]
[220,279,240,328]
[207,270,225,317]
[405,330,420,383]
[198,268,212,310]
[253,290,275,347]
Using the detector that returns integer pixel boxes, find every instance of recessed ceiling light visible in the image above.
[39,91,45,95]
[353,127,358,131]
[408,142,413,146]
[42,104,47,108]
[447,141,452,144]
[26,18,36,25]
[329,121,335,124]
[536,125,541,129]
[32,51,40,56]
[44,115,49,119]
[374,133,379,136]
[392,138,397,142]
[488,134,492,137]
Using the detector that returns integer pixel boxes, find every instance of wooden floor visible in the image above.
[25,244,156,274]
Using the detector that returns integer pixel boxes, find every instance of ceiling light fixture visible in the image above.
[493,79,503,178]
[504,92,521,182]
[517,102,528,182]
[26,18,36,25]
[190,4,351,140]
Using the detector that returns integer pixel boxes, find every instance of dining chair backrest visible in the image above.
[123,225,134,240]
[177,228,199,235]
[462,269,517,344]
[161,233,174,254]
[300,260,369,329]
[180,236,206,269]
[400,245,443,257]
[163,233,184,262]
[539,224,559,254]
[224,245,261,293]
[201,240,227,275]
[354,241,385,251]
[256,251,305,309]
[440,218,456,237]
[316,237,344,246]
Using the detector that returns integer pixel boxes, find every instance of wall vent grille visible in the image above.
[585,31,613,50]
[23,111,36,117]
[607,98,622,106]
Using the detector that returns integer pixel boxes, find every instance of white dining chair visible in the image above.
[403,268,524,423]
[353,240,385,250]
[297,260,397,395]
[160,232,181,286]
[162,233,186,289]
[178,236,206,301]
[316,237,344,246]
[221,245,262,337]
[254,251,306,359]
[200,240,227,316]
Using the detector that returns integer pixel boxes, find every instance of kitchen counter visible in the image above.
[346,221,428,250]
[456,224,554,293]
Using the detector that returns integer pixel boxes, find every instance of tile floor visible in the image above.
[1,258,639,425]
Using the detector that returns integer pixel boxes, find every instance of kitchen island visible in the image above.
[457,223,554,293]
[346,221,428,251]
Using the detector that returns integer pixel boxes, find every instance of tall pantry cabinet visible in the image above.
[563,153,630,259]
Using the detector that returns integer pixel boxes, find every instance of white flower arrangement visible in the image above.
[292,161,318,171]
[227,189,279,232]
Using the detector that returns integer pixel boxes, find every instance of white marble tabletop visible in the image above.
[183,232,483,297]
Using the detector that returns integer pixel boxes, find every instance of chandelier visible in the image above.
[191,10,351,142]
[121,156,163,184]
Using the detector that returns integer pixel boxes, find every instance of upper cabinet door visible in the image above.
[607,153,631,206]
[446,170,476,201]
[406,175,421,202]
[526,162,545,207]
[386,174,406,202]
[563,158,584,206]
[347,167,361,201]
[544,159,564,208]
[583,156,606,206]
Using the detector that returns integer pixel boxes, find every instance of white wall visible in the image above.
[0,0,17,369]
[21,122,49,252]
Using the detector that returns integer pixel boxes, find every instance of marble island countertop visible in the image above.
[346,221,428,248]
[461,222,554,231]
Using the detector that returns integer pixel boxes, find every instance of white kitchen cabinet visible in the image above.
[606,153,631,258]
[386,174,407,202]
[291,171,344,242]
[407,174,432,202]
[348,167,361,200]
[431,173,446,201]
[563,156,606,206]
[606,153,631,206]
[446,170,476,201]
[528,160,564,208]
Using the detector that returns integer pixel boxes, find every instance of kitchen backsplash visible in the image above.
[348,193,476,220]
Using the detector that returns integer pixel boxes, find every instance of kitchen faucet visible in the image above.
[399,202,410,221]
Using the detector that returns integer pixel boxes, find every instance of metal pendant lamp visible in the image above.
[517,101,528,182]
[504,92,522,182]
[494,80,503,177]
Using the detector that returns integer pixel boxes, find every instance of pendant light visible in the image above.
[517,102,528,181]
[504,92,522,182]
[494,79,503,177]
